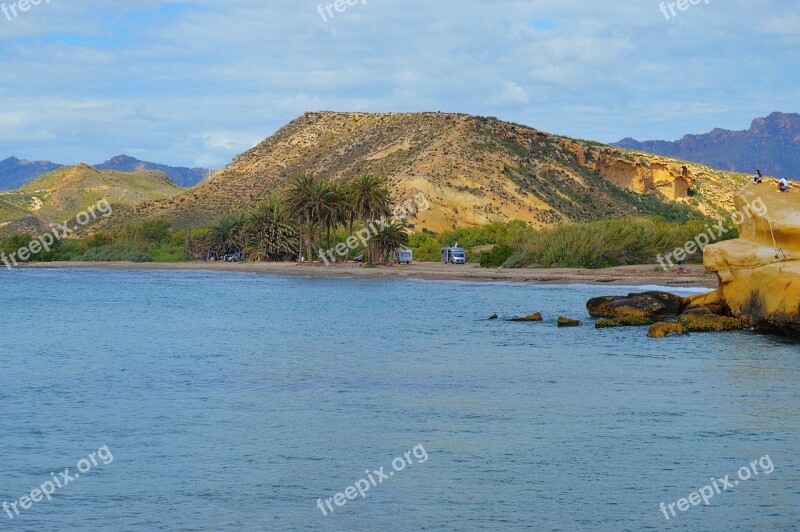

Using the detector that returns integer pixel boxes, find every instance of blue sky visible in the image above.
[0,0,798,168]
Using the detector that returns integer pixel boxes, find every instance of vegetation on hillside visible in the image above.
[108,112,747,232]
[407,217,737,269]
[0,220,189,263]
[223,175,408,264]
[2,205,737,270]
[0,164,186,238]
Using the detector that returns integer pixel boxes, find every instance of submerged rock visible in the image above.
[557,317,580,327]
[587,291,687,321]
[595,317,653,328]
[705,183,800,335]
[511,312,543,322]
[647,322,687,338]
[678,313,744,332]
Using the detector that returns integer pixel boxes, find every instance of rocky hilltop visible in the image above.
[110,112,746,232]
[704,182,800,334]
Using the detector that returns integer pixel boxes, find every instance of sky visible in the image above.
[0,0,798,169]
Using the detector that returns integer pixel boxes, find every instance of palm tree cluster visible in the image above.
[208,175,410,264]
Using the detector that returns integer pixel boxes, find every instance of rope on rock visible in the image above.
[765,216,788,271]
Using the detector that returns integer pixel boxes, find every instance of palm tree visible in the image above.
[349,175,391,264]
[308,180,328,258]
[321,182,348,259]
[209,213,244,257]
[243,195,298,261]
[286,175,320,262]
[343,182,357,261]
[373,220,410,264]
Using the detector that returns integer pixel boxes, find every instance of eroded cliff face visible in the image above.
[594,152,693,200]
[704,182,800,334]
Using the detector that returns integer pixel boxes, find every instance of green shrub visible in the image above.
[131,219,172,243]
[479,244,515,268]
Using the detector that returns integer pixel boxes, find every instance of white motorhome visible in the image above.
[395,249,413,264]
[441,245,466,264]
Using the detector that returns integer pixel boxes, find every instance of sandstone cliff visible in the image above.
[704,182,800,334]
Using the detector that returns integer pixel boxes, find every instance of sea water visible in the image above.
[0,269,798,531]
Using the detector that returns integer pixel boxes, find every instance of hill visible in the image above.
[615,112,800,179]
[0,157,63,191]
[110,112,747,233]
[0,155,212,191]
[0,164,186,236]
[96,155,212,187]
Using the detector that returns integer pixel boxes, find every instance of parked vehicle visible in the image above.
[441,245,466,264]
[226,252,243,262]
[395,249,413,264]
[353,254,364,263]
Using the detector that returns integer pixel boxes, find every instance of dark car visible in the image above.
[353,254,364,263]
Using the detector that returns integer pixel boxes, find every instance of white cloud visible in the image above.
[489,81,530,106]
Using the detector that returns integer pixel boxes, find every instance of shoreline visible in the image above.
[17,261,719,289]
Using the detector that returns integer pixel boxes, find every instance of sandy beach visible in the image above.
[19,261,718,289]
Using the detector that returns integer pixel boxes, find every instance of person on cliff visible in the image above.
[778,177,790,192]
[753,170,763,184]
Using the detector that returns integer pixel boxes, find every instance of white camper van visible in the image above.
[395,249,413,264]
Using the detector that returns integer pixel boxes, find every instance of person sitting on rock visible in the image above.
[778,177,790,192]
[753,170,763,184]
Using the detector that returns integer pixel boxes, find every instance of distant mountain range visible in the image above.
[0,155,212,191]
[0,157,62,191]
[614,112,800,179]
[95,155,212,188]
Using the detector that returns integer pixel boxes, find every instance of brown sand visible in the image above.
[19,261,718,289]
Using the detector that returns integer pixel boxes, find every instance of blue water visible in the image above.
[1,269,798,531]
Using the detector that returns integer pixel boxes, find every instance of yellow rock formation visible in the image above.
[704,182,800,334]
[594,152,693,200]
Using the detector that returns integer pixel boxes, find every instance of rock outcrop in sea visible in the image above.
[704,182,800,335]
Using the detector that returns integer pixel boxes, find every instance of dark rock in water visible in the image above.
[678,313,744,332]
[488,314,498,320]
[587,291,688,321]
[511,312,543,322]
[557,317,580,327]
[587,296,625,318]
[647,322,687,338]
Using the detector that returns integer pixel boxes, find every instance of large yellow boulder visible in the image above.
[704,183,800,334]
